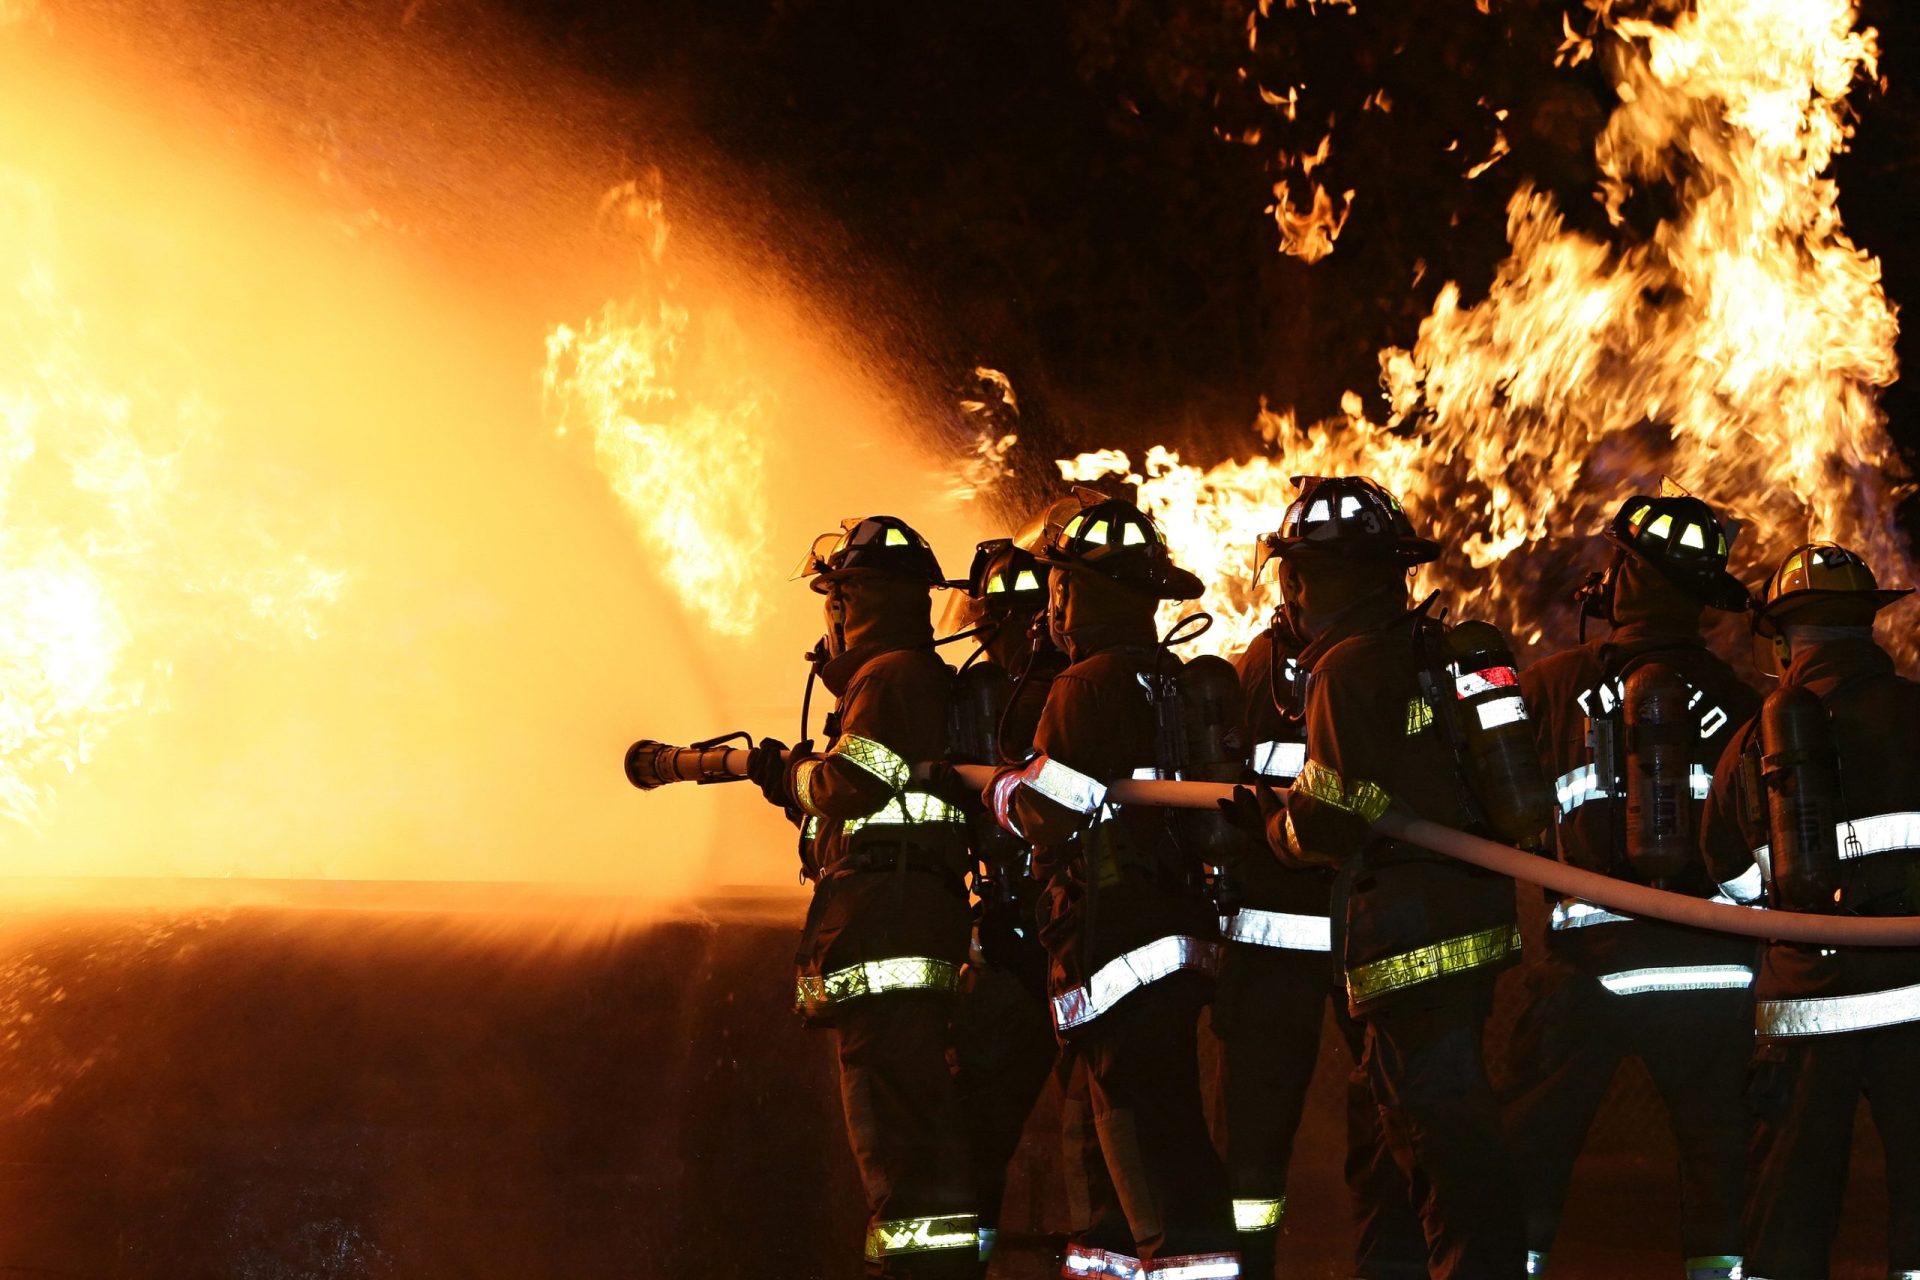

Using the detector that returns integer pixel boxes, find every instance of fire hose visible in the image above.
[624,739,1920,946]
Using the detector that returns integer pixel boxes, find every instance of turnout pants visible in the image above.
[1063,974,1240,1276]
[1744,1019,1920,1280]
[1213,942,1424,1279]
[836,991,979,1279]
[1501,959,1748,1278]
[952,962,1058,1270]
[1358,976,1526,1280]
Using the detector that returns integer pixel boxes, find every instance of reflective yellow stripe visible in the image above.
[1405,697,1435,735]
[1346,924,1521,1004]
[1682,1255,1742,1280]
[796,956,960,1016]
[1294,759,1392,824]
[792,758,829,819]
[1027,756,1107,814]
[842,789,965,833]
[864,1213,979,1260]
[829,733,912,791]
[1233,1196,1284,1231]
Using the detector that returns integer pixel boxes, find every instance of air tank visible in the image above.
[1759,685,1842,913]
[949,662,1013,765]
[1622,662,1696,880]
[1175,653,1251,862]
[1445,621,1554,844]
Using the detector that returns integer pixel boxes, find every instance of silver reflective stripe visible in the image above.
[1682,1256,1742,1280]
[1598,965,1754,996]
[1252,740,1306,781]
[1052,935,1221,1031]
[1222,908,1332,951]
[1132,766,1164,780]
[1556,763,1710,814]
[1756,980,1920,1036]
[1064,1245,1140,1278]
[1550,898,1633,931]
[1027,758,1108,814]
[1752,810,1920,878]
[1526,1252,1548,1277]
[1143,1256,1240,1279]
[1555,764,1606,815]
[1719,863,1765,905]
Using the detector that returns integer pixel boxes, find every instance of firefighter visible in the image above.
[1500,491,1759,1280]
[943,535,1065,1275]
[746,515,977,1279]
[983,489,1240,1280]
[1701,541,1920,1280]
[1216,554,1425,1279]
[1232,474,1530,1280]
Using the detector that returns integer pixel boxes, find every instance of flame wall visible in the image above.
[0,8,988,888]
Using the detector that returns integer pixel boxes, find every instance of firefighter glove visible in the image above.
[923,757,981,813]
[748,737,807,813]
[1218,784,1284,843]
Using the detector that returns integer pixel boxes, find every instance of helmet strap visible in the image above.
[1575,550,1624,642]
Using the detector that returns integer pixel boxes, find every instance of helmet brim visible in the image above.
[1272,536,1439,568]
[809,566,943,594]
[1755,585,1912,624]
[1602,527,1752,612]
[1034,552,1206,601]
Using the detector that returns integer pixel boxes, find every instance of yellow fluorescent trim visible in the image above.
[866,1214,980,1260]
[1405,697,1435,735]
[1346,924,1522,1004]
[829,733,911,791]
[797,956,961,1017]
[793,758,829,819]
[1294,759,1392,824]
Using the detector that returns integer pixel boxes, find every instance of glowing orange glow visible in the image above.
[1072,0,1909,664]
[544,175,770,640]
[0,108,344,829]
[0,11,985,890]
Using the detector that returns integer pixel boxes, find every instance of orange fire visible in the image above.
[0,141,344,829]
[1071,0,1909,664]
[543,175,771,641]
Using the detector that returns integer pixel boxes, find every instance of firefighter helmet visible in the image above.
[950,538,1049,613]
[1259,475,1438,569]
[1601,492,1749,612]
[793,515,945,593]
[1752,541,1910,637]
[1035,488,1203,600]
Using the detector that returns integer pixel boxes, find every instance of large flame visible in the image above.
[0,5,987,888]
[1072,0,1908,663]
[0,156,343,829]
[543,176,770,640]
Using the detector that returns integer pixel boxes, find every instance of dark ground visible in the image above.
[0,883,1897,1278]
